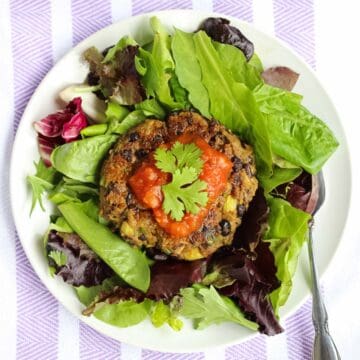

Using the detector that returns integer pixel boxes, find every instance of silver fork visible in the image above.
[308,173,341,360]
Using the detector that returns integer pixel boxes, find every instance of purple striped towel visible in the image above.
[1,0,329,359]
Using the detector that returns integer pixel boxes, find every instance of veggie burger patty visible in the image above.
[100,112,258,260]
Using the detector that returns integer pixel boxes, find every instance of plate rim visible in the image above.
[9,8,352,353]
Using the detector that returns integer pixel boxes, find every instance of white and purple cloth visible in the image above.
[0,0,355,359]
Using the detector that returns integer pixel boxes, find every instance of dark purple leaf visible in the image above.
[275,171,318,214]
[47,230,113,287]
[212,246,282,335]
[199,17,254,61]
[146,259,207,301]
[84,45,145,105]
[83,285,144,316]
[233,187,269,252]
[37,134,62,167]
[262,66,299,91]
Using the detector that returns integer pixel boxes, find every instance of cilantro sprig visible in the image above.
[154,142,208,221]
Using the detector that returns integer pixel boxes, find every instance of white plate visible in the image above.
[10,10,351,353]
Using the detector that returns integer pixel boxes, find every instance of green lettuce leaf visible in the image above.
[105,101,129,122]
[51,135,118,184]
[58,202,150,292]
[265,197,311,314]
[192,31,272,176]
[135,98,166,119]
[102,36,137,63]
[150,300,183,331]
[260,166,302,193]
[75,277,124,306]
[108,110,146,135]
[214,42,263,90]
[48,250,67,267]
[171,29,210,117]
[136,17,181,109]
[27,159,60,214]
[179,285,258,331]
[254,84,339,174]
[48,177,98,204]
[93,299,151,327]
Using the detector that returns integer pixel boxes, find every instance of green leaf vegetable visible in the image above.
[48,250,67,267]
[135,98,166,119]
[162,168,208,221]
[173,30,273,177]
[27,159,60,214]
[179,286,258,330]
[75,277,124,306]
[254,84,339,174]
[214,42,263,90]
[58,202,150,292]
[136,17,184,109]
[51,135,117,183]
[154,142,208,221]
[93,299,151,327]
[108,110,146,135]
[150,300,183,331]
[102,36,138,63]
[154,141,203,174]
[171,29,210,117]
[265,197,311,314]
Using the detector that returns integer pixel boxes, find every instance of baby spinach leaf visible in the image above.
[51,135,117,183]
[93,299,151,327]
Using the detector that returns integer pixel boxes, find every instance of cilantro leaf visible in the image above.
[27,159,60,214]
[162,167,208,221]
[154,141,203,175]
[48,250,67,267]
[179,286,258,331]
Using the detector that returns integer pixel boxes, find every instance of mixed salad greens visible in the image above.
[27,17,338,335]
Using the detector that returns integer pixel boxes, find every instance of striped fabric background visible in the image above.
[0,0,321,359]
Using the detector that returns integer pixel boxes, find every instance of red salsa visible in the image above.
[128,135,233,238]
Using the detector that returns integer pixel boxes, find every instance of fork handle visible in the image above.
[308,223,341,360]
[313,329,341,360]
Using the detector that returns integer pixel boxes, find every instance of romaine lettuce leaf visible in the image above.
[214,42,263,89]
[192,31,272,176]
[171,29,210,117]
[254,84,339,174]
[265,197,311,314]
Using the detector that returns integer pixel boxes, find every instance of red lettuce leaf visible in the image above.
[233,187,269,252]
[261,66,299,91]
[146,259,207,301]
[199,17,254,61]
[275,171,318,214]
[47,230,113,287]
[212,245,282,335]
